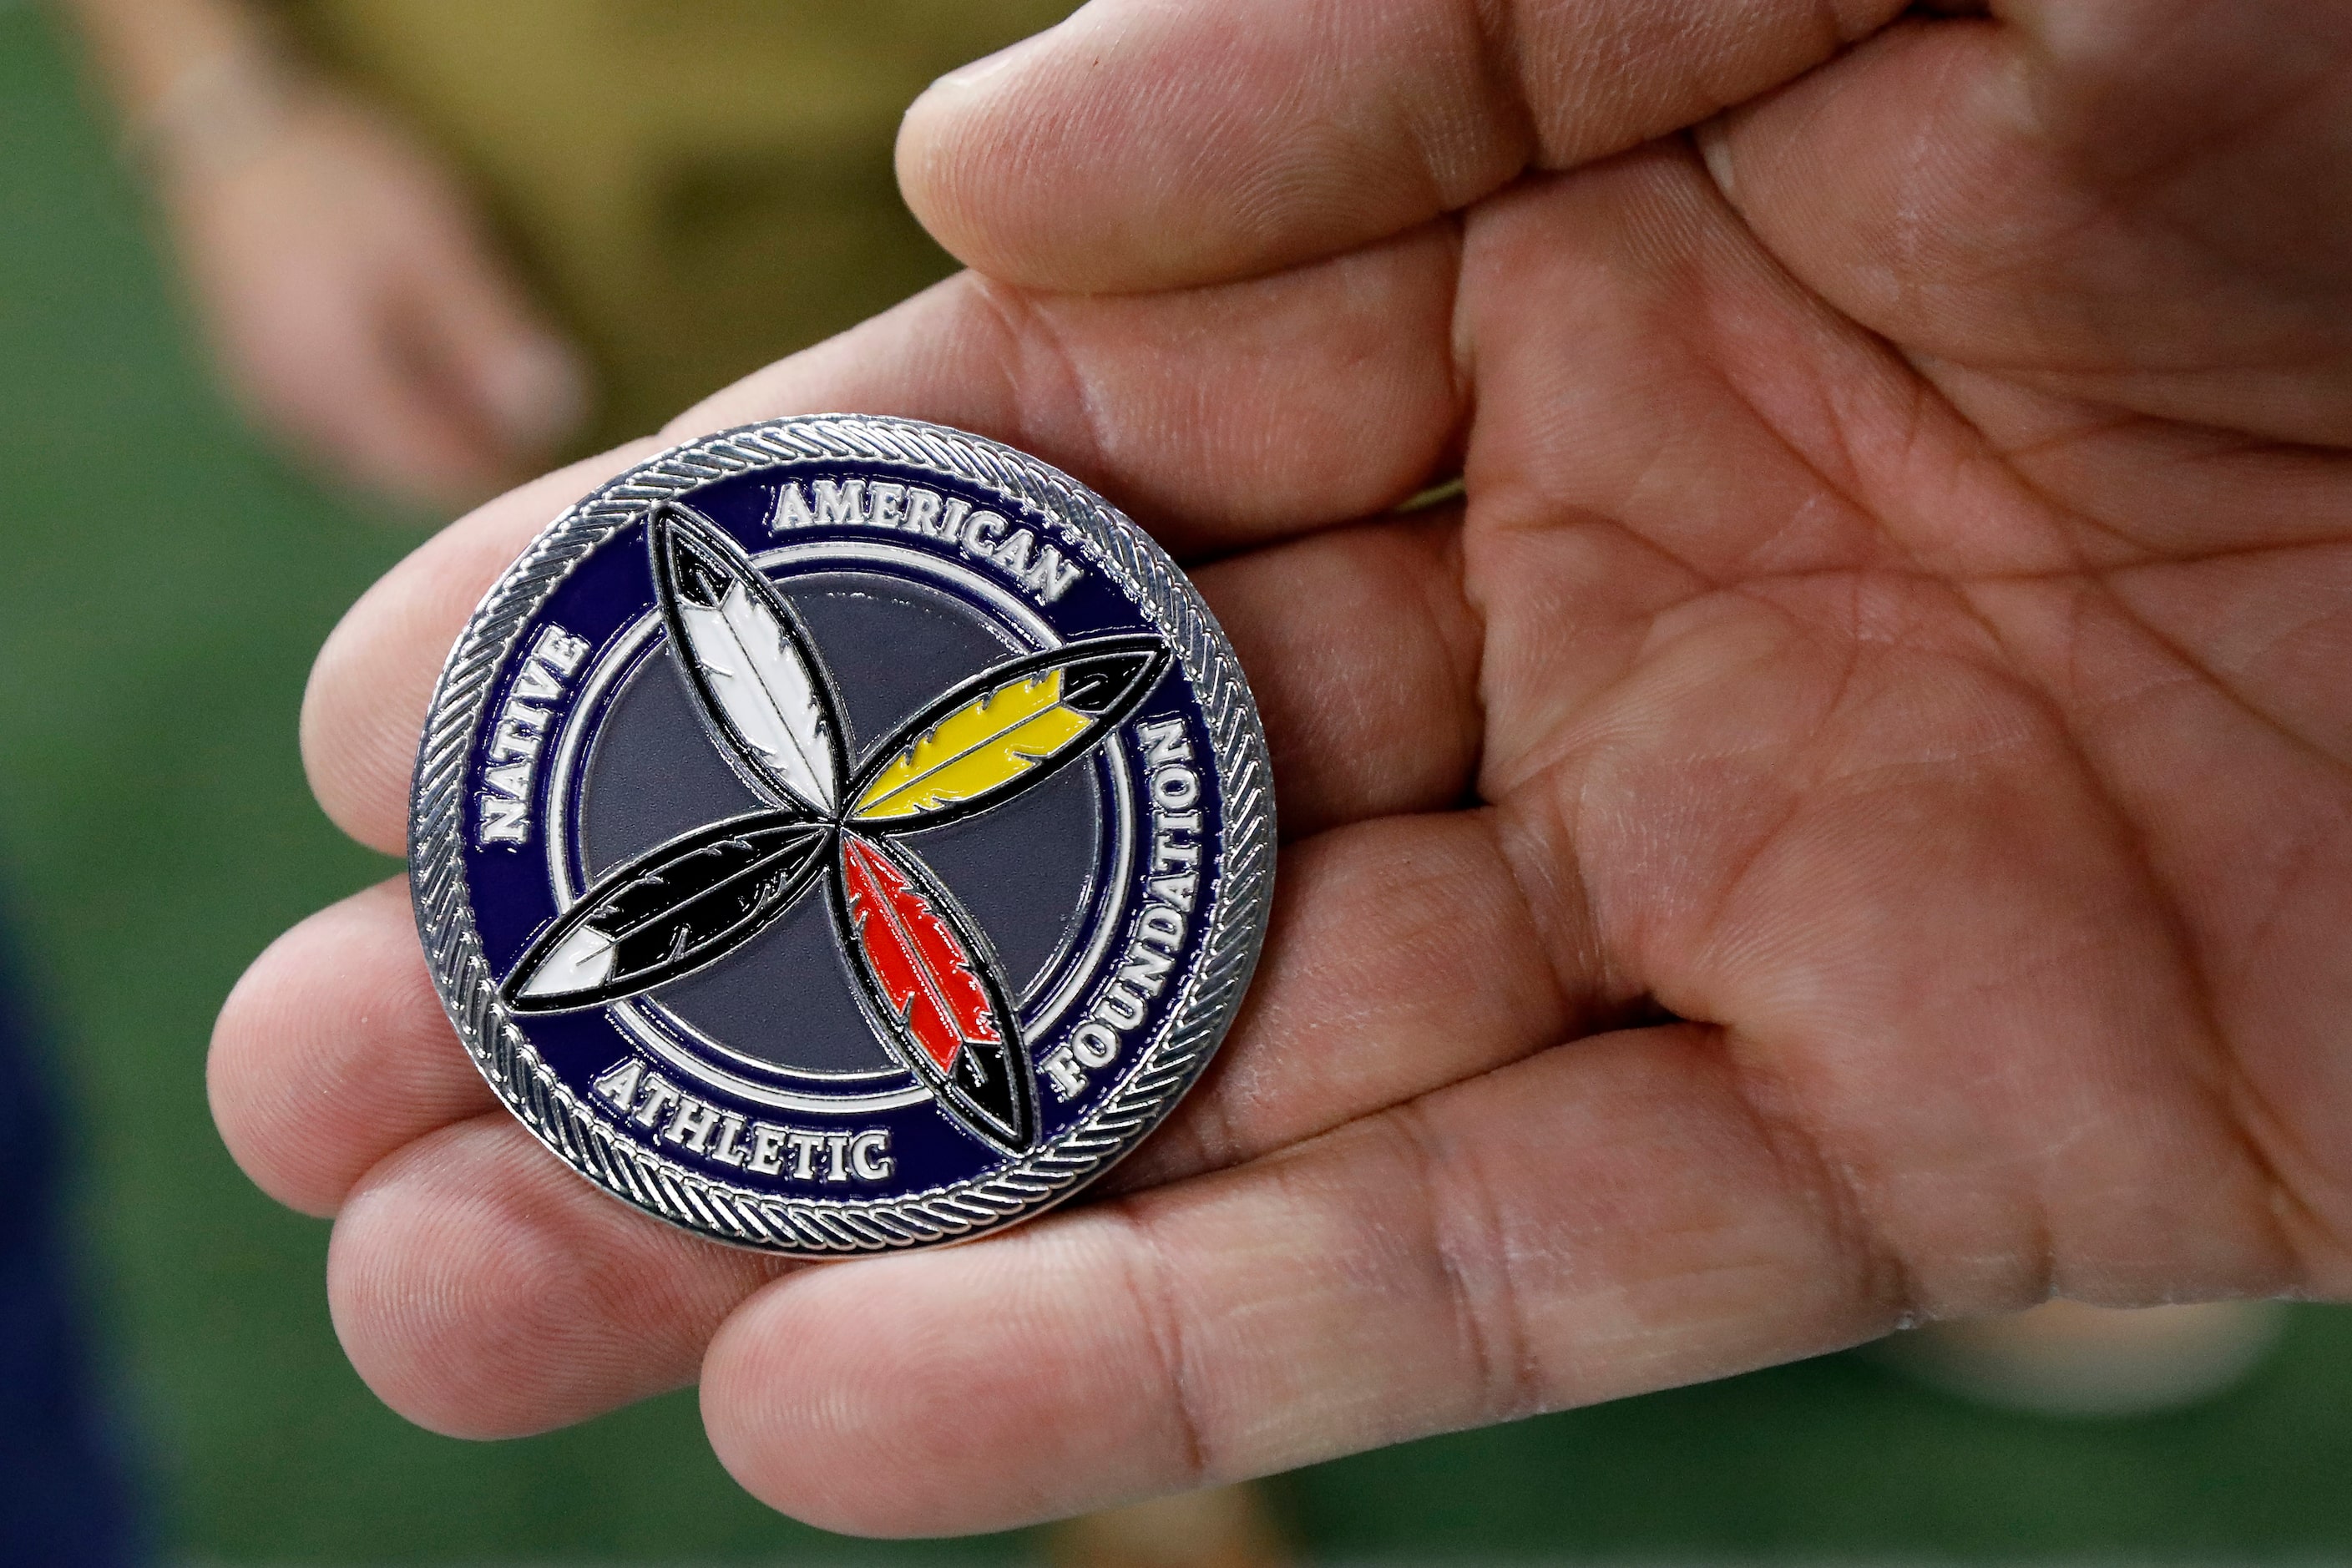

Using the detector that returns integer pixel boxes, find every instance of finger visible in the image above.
[329,1113,790,1439]
[677,224,1462,552]
[1106,808,1588,1195]
[701,1022,1893,1536]
[300,805,1581,1441]
[307,231,1462,854]
[210,877,495,1216]
[1194,512,1480,841]
[1704,4,2352,447]
[896,0,1909,294]
[303,443,668,854]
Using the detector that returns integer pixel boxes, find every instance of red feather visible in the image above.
[838,833,1000,1072]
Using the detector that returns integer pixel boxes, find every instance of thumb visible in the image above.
[897,0,1908,295]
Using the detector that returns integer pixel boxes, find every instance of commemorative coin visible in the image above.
[408,415,1273,1254]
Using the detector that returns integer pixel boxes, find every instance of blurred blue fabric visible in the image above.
[0,909,142,1565]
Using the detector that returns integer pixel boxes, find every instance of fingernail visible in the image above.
[486,336,590,453]
[1694,123,1737,200]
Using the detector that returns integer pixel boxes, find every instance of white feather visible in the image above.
[678,582,837,811]
[516,923,615,999]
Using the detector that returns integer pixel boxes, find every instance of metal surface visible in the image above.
[408,414,1273,1254]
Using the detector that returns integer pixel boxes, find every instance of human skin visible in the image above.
[211,0,2352,1535]
[68,0,584,511]
[157,87,586,511]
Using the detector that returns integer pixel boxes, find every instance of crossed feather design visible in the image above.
[498,503,1170,1155]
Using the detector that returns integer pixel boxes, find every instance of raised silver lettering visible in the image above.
[993,528,1035,576]
[964,510,1007,557]
[1039,1048,1089,1100]
[476,622,588,847]
[489,711,546,763]
[535,626,591,673]
[630,1075,681,1129]
[903,487,943,537]
[746,1123,789,1176]
[1137,906,1185,949]
[787,1128,825,1181]
[1153,834,1201,874]
[1070,1020,1119,1069]
[812,478,867,528]
[478,795,529,845]
[849,1130,893,1181]
[1025,545,1082,603]
[1151,765,1199,809]
[1137,717,1192,770]
[1095,981,1147,1029]
[592,1059,645,1111]
[482,760,533,802]
[1116,945,1174,996]
[773,480,818,530]
[1147,873,1198,911]
[664,1095,724,1155]
[510,660,564,704]
[710,1114,750,1167]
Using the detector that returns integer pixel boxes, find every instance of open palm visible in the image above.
[212,0,2352,1535]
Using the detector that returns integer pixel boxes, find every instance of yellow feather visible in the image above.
[853,668,1093,822]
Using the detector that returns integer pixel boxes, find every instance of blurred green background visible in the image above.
[3,2,2351,1560]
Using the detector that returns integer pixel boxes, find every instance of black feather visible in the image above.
[502,810,832,1012]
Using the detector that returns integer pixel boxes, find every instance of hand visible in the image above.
[212,0,2352,1535]
[159,82,585,511]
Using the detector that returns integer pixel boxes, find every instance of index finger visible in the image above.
[895,0,1908,294]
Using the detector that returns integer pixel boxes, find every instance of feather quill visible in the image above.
[837,832,1034,1151]
[852,669,1089,822]
[850,636,1170,827]
[676,584,837,811]
[503,811,831,1012]
[654,506,841,813]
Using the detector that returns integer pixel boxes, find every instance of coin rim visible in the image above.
[407,414,1275,1255]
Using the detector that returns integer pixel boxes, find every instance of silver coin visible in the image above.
[408,414,1273,1254]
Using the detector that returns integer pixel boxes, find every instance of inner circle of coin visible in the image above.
[407,415,1273,1254]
